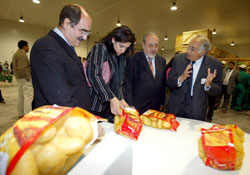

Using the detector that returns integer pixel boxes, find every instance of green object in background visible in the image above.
[7,75,12,83]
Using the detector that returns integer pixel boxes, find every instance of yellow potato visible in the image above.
[150,117,158,122]
[157,119,163,129]
[35,126,56,144]
[51,135,85,155]
[163,121,171,129]
[64,116,93,144]
[59,151,83,175]
[56,127,67,136]
[151,121,157,128]
[143,117,151,126]
[35,143,66,175]
[30,144,43,156]
[11,148,39,175]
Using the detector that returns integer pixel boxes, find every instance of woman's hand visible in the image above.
[120,99,129,109]
[110,97,122,116]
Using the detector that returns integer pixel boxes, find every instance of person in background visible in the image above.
[166,35,222,121]
[12,40,33,118]
[30,4,92,110]
[124,32,166,115]
[231,64,249,111]
[86,26,135,122]
[218,62,240,113]
[0,88,6,103]
[165,51,182,109]
[3,61,9,70]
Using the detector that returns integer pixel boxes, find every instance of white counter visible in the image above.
[68,117,250,175]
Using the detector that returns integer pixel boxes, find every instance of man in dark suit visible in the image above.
[166,35,223,121]
[30,4,92,110]
[124,32,166,114]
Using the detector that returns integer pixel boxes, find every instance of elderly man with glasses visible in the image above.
[166,35,223,121]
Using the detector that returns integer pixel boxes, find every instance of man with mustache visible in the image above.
[30,4,92,110]
[124,32,166,114]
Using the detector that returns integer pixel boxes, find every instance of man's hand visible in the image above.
[178,63,192,83]
[110,97,122,116]
[206,68,217,87]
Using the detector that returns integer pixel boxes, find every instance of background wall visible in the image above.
[0,19,89,64]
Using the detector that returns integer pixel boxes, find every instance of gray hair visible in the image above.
[143,32,159,43]
[191,35,212,54]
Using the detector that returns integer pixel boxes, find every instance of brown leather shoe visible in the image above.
[222,109,226,113]
[0,100,6,104]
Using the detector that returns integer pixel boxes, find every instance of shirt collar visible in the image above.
[191,55,204,65]
[53,27,71,46]
[144,52,155,61]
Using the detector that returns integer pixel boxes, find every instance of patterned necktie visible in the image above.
[148,57,154,77]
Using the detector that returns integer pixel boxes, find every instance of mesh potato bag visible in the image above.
[141,109,179,131]
[114,108,142,140]
[198,125,245,170]
[0,105,99,175]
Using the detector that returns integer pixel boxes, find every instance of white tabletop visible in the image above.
[69,117,250,175]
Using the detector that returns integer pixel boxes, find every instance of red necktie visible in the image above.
[148,57,154,77]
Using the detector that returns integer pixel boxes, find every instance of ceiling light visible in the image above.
[164,35,168,40]
[171,2,177,11]
[161,47,165,51]
[212,29,216,35]
[19,16,25,23]
[33,0,40,4]
[116,20,121,27]
[230,42,235,46]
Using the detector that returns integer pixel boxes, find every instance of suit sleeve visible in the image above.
[124,56,134,106]
[30,40,79,107]
[167,56,180,89]
[87,44,115,103]
[206,61,223,96]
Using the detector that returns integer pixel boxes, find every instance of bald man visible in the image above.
[30,4,92,110]
[124,32,166,115]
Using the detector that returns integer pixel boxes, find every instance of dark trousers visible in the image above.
[221,85,232,109]
[0,89,4,102]
[207,96,216,121]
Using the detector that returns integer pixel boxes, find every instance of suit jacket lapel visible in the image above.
[48,30,85,76]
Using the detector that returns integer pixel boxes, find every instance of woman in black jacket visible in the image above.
[86,26,136,122]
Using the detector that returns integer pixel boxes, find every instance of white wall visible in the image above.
[0,19,89,64]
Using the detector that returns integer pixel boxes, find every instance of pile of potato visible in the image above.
[141,115,171,129]
[198,125,245,170]
[10,107,95,175]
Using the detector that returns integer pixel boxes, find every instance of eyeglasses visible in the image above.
[81,29,91,36]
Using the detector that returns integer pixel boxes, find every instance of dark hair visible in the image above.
[100,26,136,57]
[228,61,235,66]
[18,40,28,49]
[59,4,82,27]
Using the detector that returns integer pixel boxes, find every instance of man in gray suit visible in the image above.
[220,62,240,113]
[166,35,223,121]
